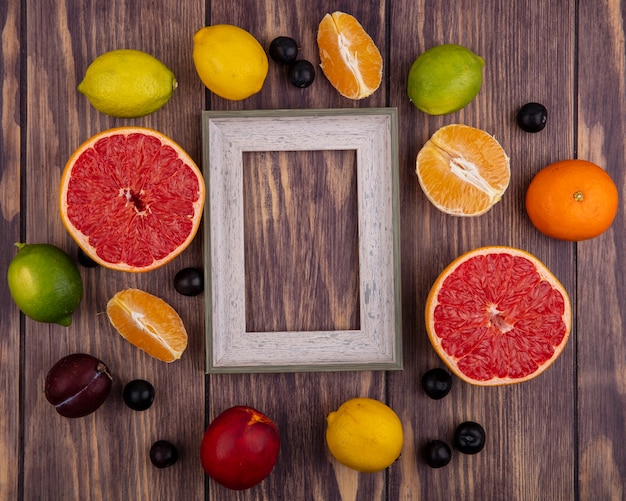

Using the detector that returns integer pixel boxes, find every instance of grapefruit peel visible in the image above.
[425,246,572,386]
[59,127,205,272]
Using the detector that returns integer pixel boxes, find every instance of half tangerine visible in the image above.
[106,288,188,363]
[59,127,205,272]
[317,11,383,100]
[425,246,572,386]
[416,124,510,216]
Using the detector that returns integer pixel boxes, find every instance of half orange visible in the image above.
[317,11,383,99]
[425,246,572,386]
[416,124,510,216]
[106,288,188,363]
[59,127,205,272]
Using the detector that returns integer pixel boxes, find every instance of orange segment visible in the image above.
[425,246,572,386]
[416,124,510,216]
[59,127,205,272]
[317,11,383,99]
[106,288,188,363]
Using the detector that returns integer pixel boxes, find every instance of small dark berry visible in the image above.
[423,440,452,468]
[288,60,315,88]
[174,267,204,296]
[150,440,179,468]
[77,247,99,268]
[516,102,548,133]
[269,37,299,65]
[453,421,486,454]
[421,368,452,399]
[123,379,155,411]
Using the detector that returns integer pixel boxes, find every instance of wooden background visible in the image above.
[1,0,625,499]
[244,149,361,334]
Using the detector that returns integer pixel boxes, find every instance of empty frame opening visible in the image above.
[242,150,361,333]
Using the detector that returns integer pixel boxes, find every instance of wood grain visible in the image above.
[3,0,626,499]
[243,148,360,333]
[577,0,626,497]
[21,1,205,500]
[0,1,21,499]
[205,1,388,499]
[387,1,577,499]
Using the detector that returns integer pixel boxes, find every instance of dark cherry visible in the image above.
[269,36,299,65]
[453,421,486,454]
[77,247,99,268]
[150,440,179,468]
[123,379,155,411]
[422,440,452,468]
[174,267,204,296]
[421,368,452,399]
[288,60,316,88]
[516,102,548,132]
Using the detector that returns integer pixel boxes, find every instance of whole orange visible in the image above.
[525,159,618,241]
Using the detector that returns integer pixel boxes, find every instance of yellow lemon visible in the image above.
[325,397,403,472]
[192,24,268,101]
[407,43,484,115]
[78,49,177,118]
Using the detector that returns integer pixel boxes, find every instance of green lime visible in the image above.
[407,44,484,115]
[78,49,177,118]
[7,243,83,326]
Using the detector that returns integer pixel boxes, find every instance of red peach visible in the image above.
[200,406,280,490]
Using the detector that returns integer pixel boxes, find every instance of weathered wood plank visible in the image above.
[387,1,577,499]
[577,0,626,498]
[22,1,205,500]
[8,0,626,498]
[0,1,22,499]
[243,149,360,333]
[205,2,389,499]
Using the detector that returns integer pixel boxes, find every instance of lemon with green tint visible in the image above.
[192,24,268,101]
[78,49,177,118]
[326,397,404,472]
[7,243,83,326]
[407,44,484,115]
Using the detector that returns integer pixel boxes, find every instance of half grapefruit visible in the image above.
[59,127,205,272]
[425,246,571,385]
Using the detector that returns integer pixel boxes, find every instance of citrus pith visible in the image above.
[59,127,205,272]
[425,246,571,386]
[317,11,383,99]
[106,288,188,363]
[416,124,510,216]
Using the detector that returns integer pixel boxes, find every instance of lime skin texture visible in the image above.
[407,43,484,115]
[7,243,83,326]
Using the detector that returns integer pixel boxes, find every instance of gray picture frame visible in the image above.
[202,108,402,373]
